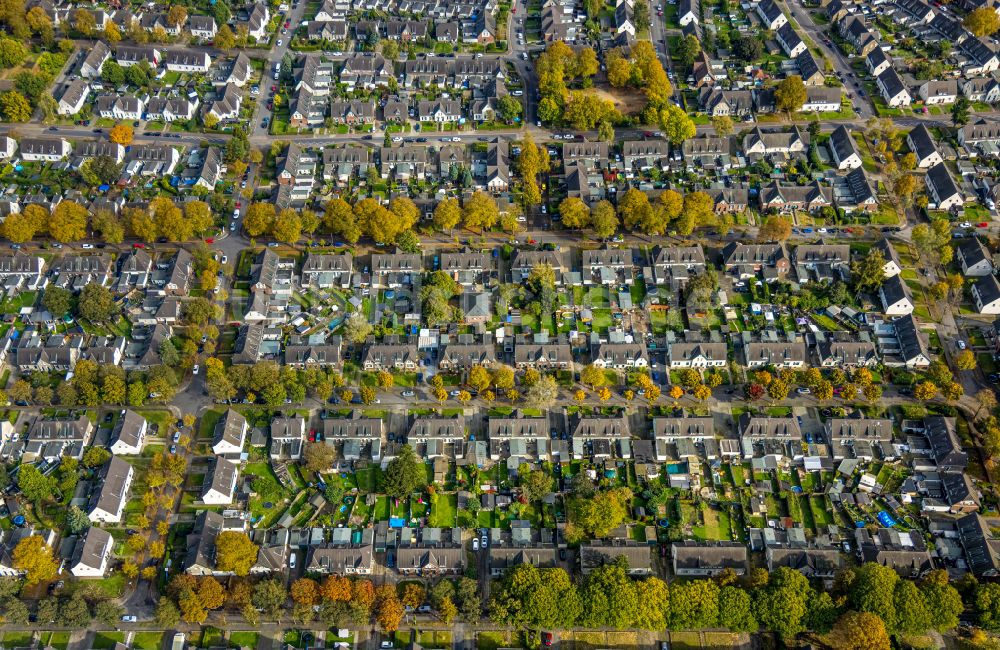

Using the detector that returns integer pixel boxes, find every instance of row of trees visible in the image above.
[0,573,124,627]
[490,560,965,648]
[204,359,347,405]
[156,569,480,632]
[1,196,216,244]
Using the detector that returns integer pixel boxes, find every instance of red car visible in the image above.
[284,20,290,27]
[978,222,989,228]
[541,633,553,647]
[271,85,277,92]
[205,238,214,244]
[133,243,145,248]
[236,201,242,208]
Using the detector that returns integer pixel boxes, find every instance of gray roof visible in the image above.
[213,409,247,450]
[71,526,113,571]
[88,456,132,517]
[110,409,146,450]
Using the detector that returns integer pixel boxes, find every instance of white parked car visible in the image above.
[192,364,200,375]
[121,616,137,623]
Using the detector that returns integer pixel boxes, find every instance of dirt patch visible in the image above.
[590,83,649,116]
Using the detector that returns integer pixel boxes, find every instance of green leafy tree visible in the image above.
[12,535,57,585]
[849,563,900,633]
[77,283,117,323]
[590,200,619,239]
[659,104,696,144]
[17,465,52,502]
[753,567,814,639]
[214,532,259,576]
[384,444,422,498]
[489,565,582,629]
[0,90,30,121]
[42,286,73,317]
[719,586,757,631]
[775,75,807,113]
[965,7,1000,36]
[826,611,891,650]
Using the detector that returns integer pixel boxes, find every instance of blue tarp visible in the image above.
[98,184,110,192]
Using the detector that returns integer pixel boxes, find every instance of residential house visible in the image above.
[925,162,963,210]
[876,238,903,277]
[212,409,247,456]
[201,459,239,505]
[514,343,573,370]
[973,275,1000,314]
[440,249,490,287]
[650,245,706,287]
[919,79,958,105]
[592,343,649,370]
[743,341,808,368]
[756,0,787,29]
[877,68,912,108]
[777,23,807,57]
[828,125,863,170]
[69,527,114,578]
[164,50,211,72]
[370,251,422,287]
[302,253,352,289]
[581,544,652,575]
[362,341,419,371]
[672,542,748,576]
[667,340,728,368]
[109,410,147,455]
[721,242,790,279]
[907,124,943,168]
[80,40,111,77]
[20,137,71,161]
[958,237,993,276]
[56,79,90,115]
[879,274,915,315]
[581,247,635,286]
[87,456,134,524]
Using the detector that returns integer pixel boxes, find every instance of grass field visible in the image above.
[429,492,458,527]
[132,632,164,650]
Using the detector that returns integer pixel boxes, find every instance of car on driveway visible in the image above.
[797,387,811,394]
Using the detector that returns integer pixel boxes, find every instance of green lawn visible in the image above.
[92,634,126,650]
[229,632,258,648]
[132,633,164,650]
[198,409,224,441]
[3,632,33,648]
[429,492,458,527]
